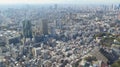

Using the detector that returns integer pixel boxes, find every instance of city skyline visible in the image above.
[0,0,119,5]
[0,1,120,67]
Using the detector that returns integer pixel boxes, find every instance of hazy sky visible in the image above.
[0,0,119,5]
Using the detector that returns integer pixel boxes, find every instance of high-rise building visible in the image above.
[37,19,48,35]
[119,4,120,9]
[54,4,57,10]
[56,19,62,29]
[50,26,56,36]
[34,19,48,43]
[22,20,33,39]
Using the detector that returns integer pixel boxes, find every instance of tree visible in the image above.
[111,60,120,67]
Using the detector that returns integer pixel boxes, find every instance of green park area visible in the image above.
[94,32,120,47]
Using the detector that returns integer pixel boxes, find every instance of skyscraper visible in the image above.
[34,19,48,43]
[37,19,48,35]
[23,20,33,39]
[54,4,58,10]
[56,19,62,29]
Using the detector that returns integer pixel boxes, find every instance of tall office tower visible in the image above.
[50,26,56,36]
[119,4,120,10]
[37,19,48,35]
[23,20,33,39]
[56,19,62,29]
[111,4,115,11]
[118,12,120,20]
[54,4,57,10]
